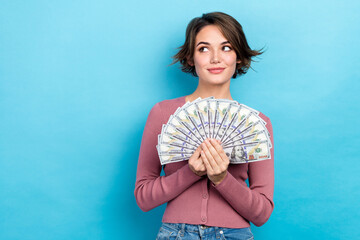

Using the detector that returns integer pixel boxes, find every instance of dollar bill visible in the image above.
[222,129,269,148]
[222,140,271,163]
[221,110,267,145]
[208,99,217,138]
[217,103,241,143]
[194,97,214,139]
[213,99,232,140]
[158,152,192,165]
[157,143,195,155]
[166,114,201,146]
[174,109,204,144]
[223,117,272,148]
[182,100,207,142]
[158,97,272,165]
[158,131,198,149]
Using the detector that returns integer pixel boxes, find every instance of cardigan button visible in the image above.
[202,193,208,199]
[201,217,207,222]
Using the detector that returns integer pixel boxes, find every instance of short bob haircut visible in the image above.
[170,12,265,79]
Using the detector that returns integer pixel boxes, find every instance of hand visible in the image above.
[188,145,207,177]
[200,138,230,185]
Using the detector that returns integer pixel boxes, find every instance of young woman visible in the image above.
[134,12,274,240]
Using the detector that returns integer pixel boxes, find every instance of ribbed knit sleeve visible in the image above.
[213,114,275,227]
[134,102,202,212]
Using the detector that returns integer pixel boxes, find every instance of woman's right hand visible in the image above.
[188,146,207,177]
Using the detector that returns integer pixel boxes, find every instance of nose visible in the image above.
[210,50,221,64]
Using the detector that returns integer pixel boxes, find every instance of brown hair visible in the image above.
[170,12,265,78]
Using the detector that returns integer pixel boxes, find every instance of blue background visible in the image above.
[1,0,359,239]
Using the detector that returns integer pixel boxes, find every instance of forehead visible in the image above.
[195,25,228,44]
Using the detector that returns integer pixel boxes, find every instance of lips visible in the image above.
[208,67,225,74]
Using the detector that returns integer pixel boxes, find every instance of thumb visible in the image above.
[195,144,202,150]
[194,145,202,154]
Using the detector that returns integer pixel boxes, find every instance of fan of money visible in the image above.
[157,96,272,165]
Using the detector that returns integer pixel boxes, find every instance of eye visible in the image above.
[199,46,209,52]
[223,46,232,51]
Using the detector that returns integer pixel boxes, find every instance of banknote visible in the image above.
[208,99,217,138]
[158,152,192,165]
[213,99,232,140]
[217,103,241,143]
[158,131,198,150]
[222,118,272,148]
[194,97,214,139]
[165,115,200,146]
[157,97,272,165]
[222,140,271,163]
[222,129,269,148]
[175,107,204,144]
[221,111,269,145]
[182,100,206,142]
[157,143,195,155]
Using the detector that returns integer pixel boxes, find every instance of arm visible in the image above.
[212,116,275,227]
[134,102,202,212]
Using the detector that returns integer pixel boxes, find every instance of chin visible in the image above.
[200,74,232,85]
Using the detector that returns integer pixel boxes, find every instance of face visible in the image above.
[188,25,240,85]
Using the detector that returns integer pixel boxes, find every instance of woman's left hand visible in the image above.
[200,138,230,185]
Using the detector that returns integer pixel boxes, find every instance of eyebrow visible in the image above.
[196,41,230,47]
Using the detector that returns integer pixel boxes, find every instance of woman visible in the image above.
[134,12,274,240]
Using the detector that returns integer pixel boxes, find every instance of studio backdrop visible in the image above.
[0,0,359,239]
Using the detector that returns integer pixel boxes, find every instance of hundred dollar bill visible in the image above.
[239,103,266,125]
[162,124,198,147]
[217,103,241,143]
[182,99,208,142]
[223,129,269,148]
[218,107,248,144]
[175,106,204,144]
[157,143,195,155]
[158,131,198,150]
[221,109,267,145]
[213,99,232,140]
[208,99,217,138]
[158,152,192,165]
[231,101,260,114]
[165,115,200,146]
[222,140,271,163]
[194,97,214,139]
[223,119,272,148]
[222,119,263,146]
[157,96,272,165]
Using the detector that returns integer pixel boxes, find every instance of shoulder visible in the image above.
[258,111,272,125]
[147,95,185,123]
[150,96,185,121]
[257,110,274,140]
[157,96,185,110]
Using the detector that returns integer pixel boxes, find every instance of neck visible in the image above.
[186,79,233,102]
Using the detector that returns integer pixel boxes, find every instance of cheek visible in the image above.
[193,55,208,67]
[224,54,238,66]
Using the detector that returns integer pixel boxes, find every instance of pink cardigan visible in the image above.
[134,95,275,228]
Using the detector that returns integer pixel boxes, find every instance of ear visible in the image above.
[236,59,241,64]
[187,57,194,66]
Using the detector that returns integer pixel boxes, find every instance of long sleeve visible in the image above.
[134,102,202,212]
[213,114,275,227]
